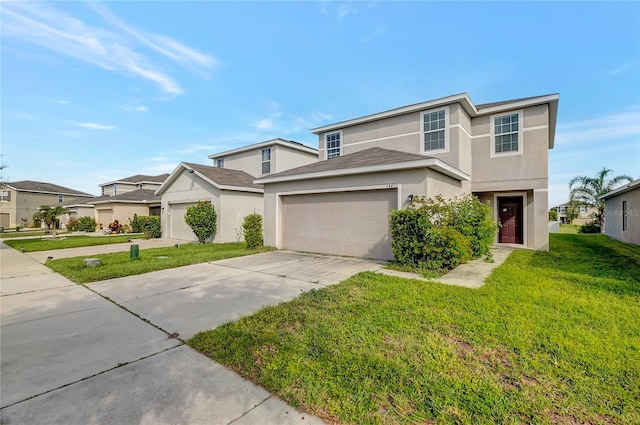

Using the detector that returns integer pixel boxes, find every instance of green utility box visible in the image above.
[130,244,140,260]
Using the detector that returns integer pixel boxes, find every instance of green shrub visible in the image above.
[578,220,601,234]
[130,214,160,238]
[390,194,497,272]
[184,201,217,244]
[73,216,97,232]
[242,213,263,249]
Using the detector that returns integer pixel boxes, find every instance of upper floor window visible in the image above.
[113,183,118,195]
[0,190,10,201]
[578,205,588,213]
[623,200,628,231]
[492,111,523,156]
[58,194,64,203]
[217,158,224,168]
[326,131,341,159]
[557,206,566,213]
[261,148,271,174]
[421,107,448,153]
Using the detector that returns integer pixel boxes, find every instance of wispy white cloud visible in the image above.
[1,2,217,96]
[12,112,37,120]
[74,122,115,130]
[610,62,636,75]
[55,99,70,104]
[255,118,274,131]
[362,25,387,43]
[337,2,356,19]
[121,105,148,112]
[555,111,640,146]
[59,130,84,138]
[252,101,333,136]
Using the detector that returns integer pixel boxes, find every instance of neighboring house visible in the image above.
[599,178,640,245]
[255,93,559,260]
[0,181,94,229]
[554,202,597,225]
[58,197,97,230]
[89,189,162,230]
[208,138,318,177]
[99,174,169,196]
[89,174,169,229]
[156,162,263,243]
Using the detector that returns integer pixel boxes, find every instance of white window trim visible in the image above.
[490,110,523,158]
[420,105,449,154]
[324,130,343,159]
[261,148,271,175]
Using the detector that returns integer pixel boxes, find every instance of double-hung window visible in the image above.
[216,158,224,168]
[58,194,64,203]
[261,148,271,174]
[492,112,522,156]
[0,190,10,201]
[326,131,341,159]
[422,108,448,153]
[579,205,588,213]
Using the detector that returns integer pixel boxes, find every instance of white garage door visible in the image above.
[169,203,198,241]
[96,209,113,228]
[282,189,397,260]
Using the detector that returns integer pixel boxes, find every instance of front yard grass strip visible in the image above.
[188,234,640,424]
[4,234,145,252]
[46,242,273,283]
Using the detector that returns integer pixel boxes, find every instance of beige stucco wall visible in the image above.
[262,168,466,249]
[160,169,264,243]
[471,105,549,192]
[93,203,151,228]
[102,182,138,196]
[215,144,317,178]
[604,188,640,245]
[0,191,93,228]
[218,191,263,243]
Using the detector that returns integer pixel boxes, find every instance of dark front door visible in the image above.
[498,197,523,244]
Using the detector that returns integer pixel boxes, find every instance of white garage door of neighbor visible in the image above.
[282,189,397,260]
[97,210,113,228]
[169,203,198,241]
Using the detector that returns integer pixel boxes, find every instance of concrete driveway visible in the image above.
[1,243,381,425]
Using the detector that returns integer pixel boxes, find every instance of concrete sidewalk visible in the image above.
[1,241,324,425]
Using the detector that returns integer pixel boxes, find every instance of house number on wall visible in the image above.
[387,184,398,189]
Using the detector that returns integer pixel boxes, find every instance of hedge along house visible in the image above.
[156,162,263,243]
[255,93,559,260]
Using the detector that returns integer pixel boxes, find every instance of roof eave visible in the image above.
[208,138,318,159]
[598,179,640,200]
[254,158,470,184]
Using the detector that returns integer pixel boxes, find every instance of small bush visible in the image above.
[243,213,263,249]
[578,221,601,234]
[185,201,217,244]
[422,227,472,270]
[73,216,97,232]
[130,214,142,233]
[141,216,161,239]
[66,217,78,231]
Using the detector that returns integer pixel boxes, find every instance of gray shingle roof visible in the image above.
[183,162,263,190]
[259,148,434,179]
[117,174,169,183]
[5,180,94,197]
[89,189,160,204]
[58,197,96,207]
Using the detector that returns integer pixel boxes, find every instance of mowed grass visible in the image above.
[5,234,145,252]
[46,242,272,283]
[559,224,579,234]
[189,234,640,424]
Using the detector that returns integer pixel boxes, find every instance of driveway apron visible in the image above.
[1,243,379,424]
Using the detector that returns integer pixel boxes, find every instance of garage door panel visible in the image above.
[282,190,396,260]
[169,204,198,241]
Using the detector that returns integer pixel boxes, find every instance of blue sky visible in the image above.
[1,1,639,207]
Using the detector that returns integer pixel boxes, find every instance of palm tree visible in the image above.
[569,167,632,231]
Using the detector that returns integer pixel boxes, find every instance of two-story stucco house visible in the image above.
[157,139,318,242]
[554,202,597,225]
[89,174,169,227]
[0,181,94,229]
[255,93,559,260]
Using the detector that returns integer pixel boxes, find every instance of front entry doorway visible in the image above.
[498,196,523,244]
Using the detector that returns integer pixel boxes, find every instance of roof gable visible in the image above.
[4,180,95,197]
[99,173,169,187]
[156,162,264,195]
[208,138,318,159]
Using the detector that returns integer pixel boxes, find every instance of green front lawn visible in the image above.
[559,224,579,234]
[4,234,145,252]
[46,242,273,283]
[189,234,640,424]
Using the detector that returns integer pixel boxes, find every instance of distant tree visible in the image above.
[548,208,557,221]
[565,202,580,224]
[569,167,632,231]
[33,205,68,237]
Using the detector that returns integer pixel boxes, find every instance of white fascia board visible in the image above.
[598,178,640,200]
[475,94,559,116]
[218,185,264,194]
[311,93,474,135]
[208,139,318,159]
[90,200,155,205]
[255,158,470,184]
